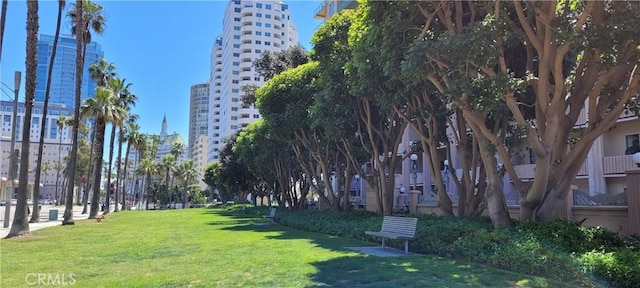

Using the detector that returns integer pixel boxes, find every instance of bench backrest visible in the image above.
[380,216,418,237]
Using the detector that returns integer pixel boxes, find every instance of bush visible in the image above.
[257,208,638,287]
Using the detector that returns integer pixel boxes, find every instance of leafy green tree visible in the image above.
[174,160,200,208]
[135,157,158,210]
[159,154,176,206]
[8,0,38,237]
[241,44,309,105]
[203,161,223,201]
[31,0,66,223]
[346,1,412,215]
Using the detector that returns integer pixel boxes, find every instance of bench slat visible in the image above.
[364,216,419,254]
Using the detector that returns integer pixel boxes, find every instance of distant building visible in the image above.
[0,100,74,199]
[313,0,358,20]
[189,83,209,159]
[207,0,299,162]
[36,34,103,110]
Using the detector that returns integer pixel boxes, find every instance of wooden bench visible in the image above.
[365,216,418,254]
[264,207,277,223]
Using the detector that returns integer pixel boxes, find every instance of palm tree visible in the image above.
[171,142,185,161]
[159,154,176,207]
[136,157,158,210]
[64,0,105,225]
[130,132,147,208]
[7,0,38,238]
[81,87,125,218]
[53,115,71,204]
[118,116,139,210]
[30,0,66,223]
[82,59,115,213]
[175,160,200,209]
[103,77,130,212]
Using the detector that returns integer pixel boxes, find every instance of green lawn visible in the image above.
[1,208,576,287]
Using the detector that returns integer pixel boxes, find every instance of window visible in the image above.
[256,13,262,17]
[265,41,270,46]
[233,53,240,57]
[625,134,640,155]
[234,26,240,31]
[231,125,238,130]
[256,3,262,8]
[233,35,240,40]
[256,22,262,27]
[233,44,240,48]
[234,0,240,4]
[231,107,238,111]
[232,70,239,75]
[3,115,10,122]
[265,32,271,37]
[234,7,241,12]
[232,88,239,93]
[231,116,238,120]
[234,17,240,22]
[266,4,272,10]
[265,23,271,28]
[32,117,40,125]
[255,31,261,36]
[265,14,271,19]
[253,114,260,119]
[254,77,260,81]
[255,40,261,44]
[232,98,239,102]
[254,49,261,53]
[232,80,239,84]
[232,61,240,66]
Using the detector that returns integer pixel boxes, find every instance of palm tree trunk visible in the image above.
[89,119,106,219]
[62,0,84,225]
[82,122,96,214]
[55,135,63,204]
[30,0,63,223]
[105,124,117,213]
[114,127,124,212]
[7,0,38,237]
[0,0,8,59]
[122,141,132,210]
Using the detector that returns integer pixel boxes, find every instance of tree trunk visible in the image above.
[82,123,96,214]
[89,119,106,219]
[7,0,38,238]
[121,141,131,210]
[105,124,117,213]
[62,0,85,225]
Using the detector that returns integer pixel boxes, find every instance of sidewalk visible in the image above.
[0,205,103,238]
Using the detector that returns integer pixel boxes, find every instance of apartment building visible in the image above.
[207,0,299,162]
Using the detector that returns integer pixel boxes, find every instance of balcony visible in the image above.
[512,161,588,181]
[313,2,328,19]
[338,0,358,11]
[603,155,637,175]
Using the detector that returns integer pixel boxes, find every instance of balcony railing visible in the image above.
[512,161,588,180]
[313,2,328,19]
[604,155,637,175]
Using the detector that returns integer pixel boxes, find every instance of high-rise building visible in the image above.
[189,83,209,159]
[36,34,103,109]
[207,0,299,162]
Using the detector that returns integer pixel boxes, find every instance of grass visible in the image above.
[1,207,578,287]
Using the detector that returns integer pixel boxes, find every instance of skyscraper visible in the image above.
[207,0,299,162]
[189,83,210,158]
[36,34,103,109]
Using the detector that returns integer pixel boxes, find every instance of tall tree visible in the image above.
[159,154,176,206]
[104,77,131,212]
[81,87,125,218]
[7,0,38,238]
[30,0,66,223]
[121,121,141,209]
[174,160,199,208]
[136,157,158,210]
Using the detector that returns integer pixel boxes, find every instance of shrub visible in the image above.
[578,249,640,288]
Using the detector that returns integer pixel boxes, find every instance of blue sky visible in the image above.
[1,0,321,140]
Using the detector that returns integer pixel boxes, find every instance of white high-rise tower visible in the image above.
[207,0,299,162]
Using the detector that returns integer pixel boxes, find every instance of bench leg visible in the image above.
[404,240,408,254]
[381,239,386,249]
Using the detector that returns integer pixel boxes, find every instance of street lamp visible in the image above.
[410,154,418,190]
[4,71,21,229]
[354,174,361,205]
[633,152,640,168]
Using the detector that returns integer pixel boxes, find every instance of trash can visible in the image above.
[48,209,59,221]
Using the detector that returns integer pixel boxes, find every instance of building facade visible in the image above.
[189,83,209,159]
[313,0,357,20]
[207,0,299,162]
[1,101,74,200]
[36,34,103,109]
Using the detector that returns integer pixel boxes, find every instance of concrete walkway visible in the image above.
[0,205,103,238]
